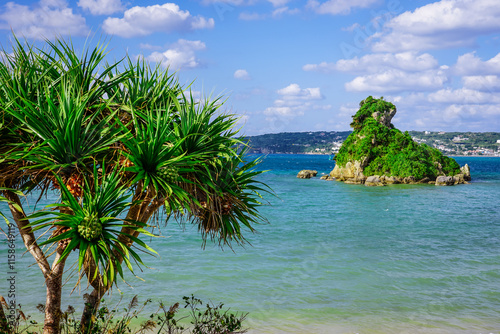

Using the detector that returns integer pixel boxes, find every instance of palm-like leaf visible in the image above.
[37,37,130,107]
[1,35,271,332]
[111,57,182,110]
[26,165,157,288]
[119,105,194,214]
[192,149,270,246]
[171,92,241,160]
[9,80,122,171]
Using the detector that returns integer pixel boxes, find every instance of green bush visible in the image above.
[0,295,248,334]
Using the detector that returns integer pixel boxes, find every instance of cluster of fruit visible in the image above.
[52,173,84,197]
[119,156,133,168]
[77,215,103,241]
[158,166,179,183]
[65,174,84,197]
[53,226,71,250]
[199,198,232,215]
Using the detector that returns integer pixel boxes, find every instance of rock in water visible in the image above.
[297,170,318,179]
[330,96,470,186]
[435,176,454,186]
[329,160,366,184]
[460,164,471,181]
[365,175,384,186]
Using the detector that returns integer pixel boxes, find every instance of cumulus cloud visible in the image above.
[462,75,500,92]
[276,83,323,100]
[345,69,448,93]
[264,83,329,120]
[146,39,206,70]
[372,89,500,131]
[453,52,500,76]
[77,0,123,15]
[234,69,251,80]
[307,0,378,15]
[428,88,500,104]
[0,0,88,39]
[304,52,439,73]
[102,3,214,37]
[371,0,500,52]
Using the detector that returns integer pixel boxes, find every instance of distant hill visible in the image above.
[246,130,500,156]
[246,131,352,154]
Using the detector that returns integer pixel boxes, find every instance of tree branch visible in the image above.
[3,190,51,277]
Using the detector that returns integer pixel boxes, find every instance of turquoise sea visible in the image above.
[1,155,500,333]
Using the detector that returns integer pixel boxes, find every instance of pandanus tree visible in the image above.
[0,36,268,334]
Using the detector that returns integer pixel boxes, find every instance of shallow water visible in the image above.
[1,155,499,333]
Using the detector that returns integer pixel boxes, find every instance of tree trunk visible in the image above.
[43,248,66,334]
[2,191,68,334]
[3,190,50,276]
[43,277,62,334]
[80,286,107,333]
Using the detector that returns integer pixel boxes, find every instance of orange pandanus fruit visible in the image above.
[51,172,84,198]
[53,226,71,250]
[65,173,84,197]
[119,156,133,168]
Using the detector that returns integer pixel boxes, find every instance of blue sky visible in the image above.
[1,0,500,135]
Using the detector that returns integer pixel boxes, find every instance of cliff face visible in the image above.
[331,96,471,185]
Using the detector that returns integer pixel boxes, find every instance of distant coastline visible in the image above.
[247,130,500,157]
[250,152,500,158]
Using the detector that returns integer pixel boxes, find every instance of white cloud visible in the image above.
[276,83,323,100]
[345,69,448,93]
[0,0,88,39]
[310,52,448,94]
[428,88,500,105]
[102,3,214,37]
[239,6,298,20]
[268,0,290,6]
[304,52,439,73]
[462,75,500,92]
[146,39,206,70]
[373,90,500,132]
[454,52,500,76]
[372,0,500,52]
[77,0,124,15]
[272,6,299,17]
[234,69,251,80]
[307,0,378,15]
[264,83,329,119]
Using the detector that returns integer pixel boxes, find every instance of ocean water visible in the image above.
[1,155,500,333]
